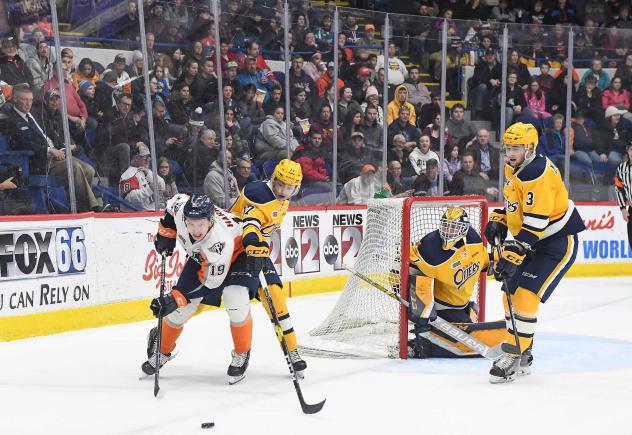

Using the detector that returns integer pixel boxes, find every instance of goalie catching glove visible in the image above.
[484,209,508,246]
[494,240,529,281]
[245,241,270,274]
[150,289,188,317]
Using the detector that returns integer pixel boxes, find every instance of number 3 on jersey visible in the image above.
[526,191,534,206]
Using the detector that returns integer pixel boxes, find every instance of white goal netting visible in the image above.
[300,197,486,359]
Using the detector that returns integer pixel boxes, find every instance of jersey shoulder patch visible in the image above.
[243,181,275,204]
[417,231,453,267]
[516,155,548,182]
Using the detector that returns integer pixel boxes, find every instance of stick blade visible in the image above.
[301,398,326,414]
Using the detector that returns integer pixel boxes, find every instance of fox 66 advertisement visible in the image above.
[0,219,96,317]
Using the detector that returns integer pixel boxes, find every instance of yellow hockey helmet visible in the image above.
[439,207,470,250]
[503,122,538,150]
[273,159,303,186]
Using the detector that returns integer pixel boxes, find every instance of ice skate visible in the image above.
[228,350,250,385]
[289,349,307,379]
[141,326,175,375]
[489,352,521,384]
[518,346,533,376]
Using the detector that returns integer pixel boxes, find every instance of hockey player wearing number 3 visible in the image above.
[485,122,585,384]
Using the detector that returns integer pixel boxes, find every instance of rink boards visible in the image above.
[0,203,629,340]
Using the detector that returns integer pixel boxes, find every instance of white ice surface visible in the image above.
[1,277,632,435]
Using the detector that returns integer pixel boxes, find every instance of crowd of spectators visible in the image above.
[2,0,632,213]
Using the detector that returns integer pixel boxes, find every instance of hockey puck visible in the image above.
[201,422,215,429]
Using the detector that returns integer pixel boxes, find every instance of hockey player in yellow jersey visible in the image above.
[407,207,506,358]
[229,159,307,377]
[485,122,585,383]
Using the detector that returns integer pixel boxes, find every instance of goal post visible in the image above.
[300,196,488,359]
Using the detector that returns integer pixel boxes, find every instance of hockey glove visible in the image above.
[154,233,176,257]
[245,241,270,275]
[484,210,508,246]
[407,304,437,332]
[494,241,529,281]
[150,289,188,318]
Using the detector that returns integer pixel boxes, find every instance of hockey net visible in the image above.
[300,196,488,359]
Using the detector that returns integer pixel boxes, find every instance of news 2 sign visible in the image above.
[0,227,87,281]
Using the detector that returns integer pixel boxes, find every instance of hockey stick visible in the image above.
[493,242,522,355]
[153,253,167,397]
[258,271,326,414]
[343,265,502,360]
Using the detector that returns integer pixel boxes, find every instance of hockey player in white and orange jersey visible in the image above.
[141,193,259,385]
[485,122,585,384]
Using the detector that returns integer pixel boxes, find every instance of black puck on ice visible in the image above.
[201,422,215,429]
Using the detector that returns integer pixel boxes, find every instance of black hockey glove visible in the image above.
[154,233,176,257]
[407,303,437,332]
[494,241,529,282]
[150,289,188,318]
[245,241,270,275]
[484,210,508,246]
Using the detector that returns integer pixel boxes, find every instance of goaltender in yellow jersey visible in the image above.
[406,207,505,359]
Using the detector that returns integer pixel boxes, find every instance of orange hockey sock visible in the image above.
[230,315,253,353]
[160,320,183,355]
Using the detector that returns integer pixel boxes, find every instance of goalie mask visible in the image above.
[439,207,470,250]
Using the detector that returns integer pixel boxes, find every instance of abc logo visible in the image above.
[284,237,299,268]
[323,235,339,265]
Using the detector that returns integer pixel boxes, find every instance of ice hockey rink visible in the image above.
[1,276,631,435]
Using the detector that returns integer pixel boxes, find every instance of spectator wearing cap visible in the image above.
[387,105,421,148]
[255,106,299,161]
[337,164,381,205]
[361,86,384,127]
[5,86,100,211]
[338,131,380,182]
[120,142,165,211]
[355,24,381,60]
[71,58,100,92]
[595,107,631,169]
[303,52,324,84]
[238,56,278,104]
[402,66,431,110]
[289,55,316,102]
[95,70,119,114]
[376,43,408,86]
[387,85,416,127]
[103,54,132,94]
[37,57,89,138]
[292,127,331,190]
[223,61,243,99]
[316,61,344,98]
[0,36,34,88]
[469,48,501,119]
[25,40,52,96]
[348,65,372,103]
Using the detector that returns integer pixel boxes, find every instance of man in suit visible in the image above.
[5,86,100,211]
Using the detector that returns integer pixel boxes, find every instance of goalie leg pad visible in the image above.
[503,287,540,353]
[415,320,506,358]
